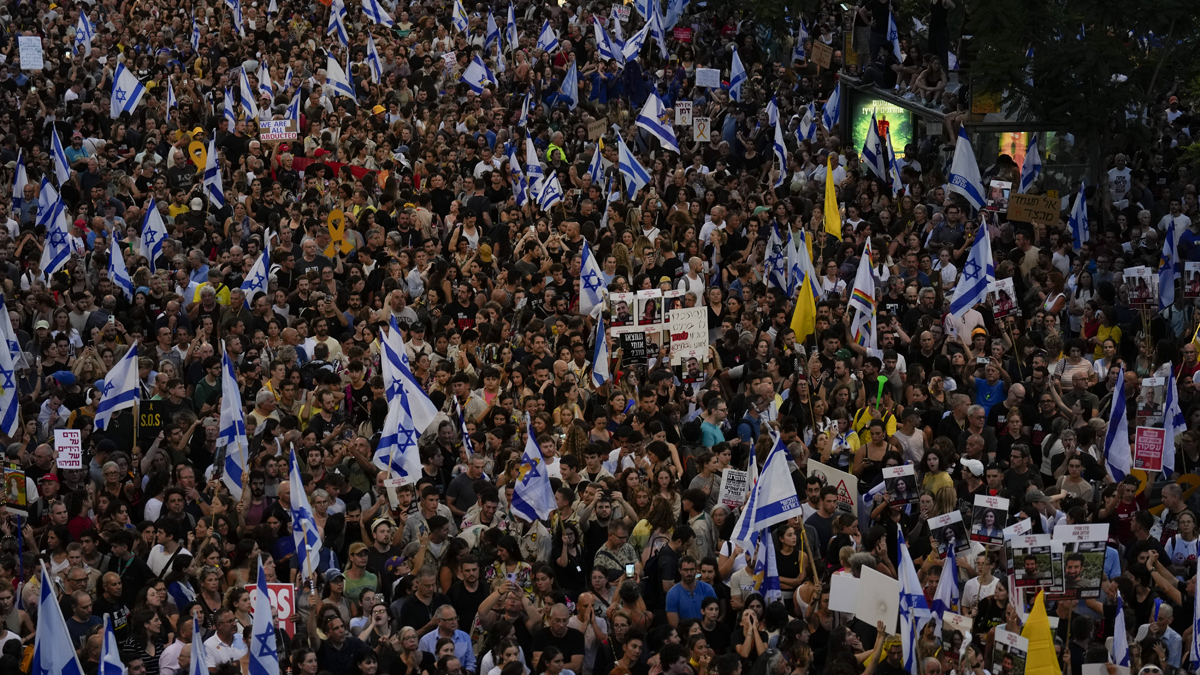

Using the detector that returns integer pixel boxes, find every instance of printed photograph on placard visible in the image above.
[971,495,1009,546]
[882,464,918,506]
[929,510,971,557]
[1123,266,1155,307]
[1008,534,1055,588]
[987,180,1012,212]
[663,289,686,312]
[1049,524,1108,599]
[610,292,634,327]
[1138,376,1165,424]
[942,612,973,661]
[636,289,663,327]
[1185,262,1200,298]
[992,628,1029,675]
[989,277,1019,318]
[682,355,706,384]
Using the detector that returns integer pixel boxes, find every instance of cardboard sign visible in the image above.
[442,52,457,72]
[587,119,607,140]
[929,510,971,556]
[259,119,299,141]
[617,329,648,365]
[1007,193,1061,225]
[614,5,630,22]
[668,306,707,366]
[1134,426,1166,471]
[247,582,297,636]
[829,565,898,629]
[1048,523,1108,599]
[882,464,917,505]
[695,68,721,88]
[717,468,749,509]
[138,400,166,441]
[693,116,711,142]
[673,27,692,42]
[808,462,858,517]
[675,101,693,126]
[635,289,663,328]
[18,36,43,71]
[812,41,833,69]
[970,494,1009,546]
[54,429,83,469]
[993,628,1030,675]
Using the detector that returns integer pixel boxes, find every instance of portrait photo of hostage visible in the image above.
[992,628,1029,675]
[1063,552,1100,592]
[1008,534,1055,588]
[929,511,970,558]
[614,300,632,326]
[883,465,918,506]
[972,508,1004,541]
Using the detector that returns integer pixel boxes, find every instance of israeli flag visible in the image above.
[580,242,607,316]
[0,299,18,438]
[327,0,349,45]
[287,449,323,581]
[110,63,146,119]
[94,341,140,431]
[633,0,652,19]
[591,315,610,388]
[931,536,960,631]
[617,133,650,199]
[269,0,278,13]
[898,528,933,675]
[1104,364,1131,481]
[508,145,530,206]
[636,93,679,152]
[226,0,247,37]
[41,199,74,275]
[537,20,559,53]
[1018,134,1042,194]
[366,33,384,83]
[165,78,178,124]
[1069,181,1089,252]
[610,7,625,45]
[108,236,134,301]
[537,172,565,211]
[506,4,519,49]
[36,179,60,230]
[287,87,302,124]
[222,88,238,130]
[461,55,497,94]
[586,144,605,183]
[485,10,500,50]
[947,126,986,211]
[99,613,126,675]
[731,430,804,548]
[764,96,779,126]
[33,565,87,675]
[0,295,26,376]
[239,68,259,119]
[326,54,357,99]
[861,112,887,180]
[1164,364,1184,477]
[949,224,993,318]
[765,223,789,291]
[884,127,904,195]
[249,564,280,675]
[594,16,621,62]
[887,10,902,61]
[218,351,249,500]
[796,105,817,144]
[621,24,649,61]
[203,138,225,208]
[729,47,747,102]
[558,60,579,109]
[49,129,71,187]
[525,137,544,191]
[751,529,782,604]
[190,12,201,52]
[257,63,273,101]
[241,250,270,306]
[362,0,393,27]
[772,120,788,188]
[76,12,96,56]
[511,419,556,522]
[665,0,689,30]
[10,151,26,211]
[518,91,531,128]
[821,82,841,130]
[792,19,808,62]
[1162,218,1178,311]
[139,197,169,272]
[452,0,468,33]
[646,1,669,59]
[380,317,439,431]
[1113,591,1130,668]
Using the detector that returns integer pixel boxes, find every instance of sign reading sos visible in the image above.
[247,583,297,636]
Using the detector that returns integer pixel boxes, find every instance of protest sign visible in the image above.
[54,429,83,469]
[668,306,707,366]
[808,462,858,517]
[882,464,917,505]
[1007,193,1061,225]
[812,41,833,69]
[588,119,607,140]
[1134,427,1166,471]
[259,119,300,141]
[675,101,692,126]
[247,583,297,636]
[18,36,43,70]
[970,494,1009,546]
[693,117,711,142]
[718,468,749,509]
[695,68,721,88]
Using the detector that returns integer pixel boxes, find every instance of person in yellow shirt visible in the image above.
[168,193,193,220]
[192,268,232,306]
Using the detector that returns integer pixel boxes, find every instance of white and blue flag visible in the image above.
[140,197,169,272]
[511,420,556,522]
[506,4,519,49]
[558,61,579,109]
[190,12,201,52]
[898,528,934,675]
[792,19,808,62]
[249,564,280,675]
[664,0,689,30]
[586,144,605,184]
[751,529,782,604]
[327,0,349,45]
[1069,180,1089,252]
[461,55,497,94]
[203,138,225,208]
[366,33,384,83]
[36,179,60,229]
[242,250,270,306]
[730,430,804,548]
[10,151,26,211]
[166,78,178,124]
[949,224,994,318]
[765,223,788,291]
[362,0,393,27]
[108,236,134,301]
[765,96,779,126]
[579,242,607,316]
[591,315,610,389]
[99,613,126,675]
[33,565,87,675]
[887,9,902,62]
[772,120,788,188]
[636,93,679,152]
[1161,217,1178,311]
[485,10,500,51]
[797,104,817,144]
[76,12,97,56]
[1018,134,1042,194]
[41,200,74,275]
[646,1,669,59]
[620,23,649,62]
[452,0,468,33]
[111,63,147,119]
[729,47,747,102]
[537,20,559,53]
[223,88,238,130]
[948,126,986,211]
[51,130,71,185]
[1163,364,1184,478]
[326,54,356,99]
[525,138,544,190]
[618,134,650,199]
[594,16,621,62]
[239,68,259,118]
[931,536,960,631]
[218,351,249,500]
[94,341,140,431]
[861,112,887,180]
[821,83,841,130]
[0,297,18,438]
[288,448,323,581]
[1113,591,1130,668]
[257,63,273,101]
[536,172,565,211]
[1104,364,1131,481]
[287,87,302,124]
[226,0,247,37]
[884,128,904,195]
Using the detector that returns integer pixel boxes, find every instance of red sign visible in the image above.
[673,27,692,42]
[1134,426,1166,472]
[247,583,298,636]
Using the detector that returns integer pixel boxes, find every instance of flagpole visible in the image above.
[133,399,139,454]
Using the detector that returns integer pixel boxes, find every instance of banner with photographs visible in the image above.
[1123,266,1156,308]
[1008,534,1057,588]
[989,278,1020,318]
[883,464,918,506]
[1047,523,1108,599]
[808,462,859,517]
[971,495,1009,546]
[993,628,1029,675]
[1185,262,1200,298]
[942,613,973,659]
[930,510,971,557]
[610,293,635,327]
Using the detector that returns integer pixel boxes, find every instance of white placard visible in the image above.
[808,462,858,517]
[675,101,693,126]
[55,429,83,469]
[442,52,457,71]
[258,119,299,141]
[668,306,707,366]
[1003,518,1033,540]
[614,5,630,22]
[18,36,44,71]
[695,68,721,88]
[829,566,900,631]
[717,468,748,509]
[693,116,711,142]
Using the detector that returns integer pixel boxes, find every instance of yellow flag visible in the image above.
[791,273,817,345]
[823,158,841,240]
[1020,591,1062,675]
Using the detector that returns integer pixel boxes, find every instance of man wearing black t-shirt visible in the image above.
[446,556,490,632]
[532,605,586,673]
[443,285,477,330]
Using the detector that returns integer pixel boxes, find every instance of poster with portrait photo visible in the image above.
[989,278,1020,318]
[636,289,663,328]
[929,510,971,557]
[882,464,918,506]
[942,612,973,660]
[1047,523,1108,599]
[1185,262,1200,299]
[971,495,1009,546]
[987,180,1013,213]
[1008,534,1055,588]
[1138,376,1165,424]
[609,293,635,328]
[993,628,1029,675]
[1123,266,1155,307]
[662,289,687,313]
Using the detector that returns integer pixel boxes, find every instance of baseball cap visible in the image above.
[960,459,984,477]
[324,568,345,583]
[72,131,83,138]
[1026,490,1050,504]
[479,243,493,263]
[38,473,60,483]
[35,320,50,330]
[659,276,672,284]
[51,371,77,386]
[190,197,203,211]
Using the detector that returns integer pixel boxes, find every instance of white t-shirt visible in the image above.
[961,575,1000,609]
[147,544,192,577]
[204,632,248,669]
[1107,166,1132,202]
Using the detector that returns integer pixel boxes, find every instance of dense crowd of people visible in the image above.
[0,1,1199,675]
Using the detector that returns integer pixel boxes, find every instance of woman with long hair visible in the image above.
[121,608,168,675]
[437,538,471,594]
[774,524,807,594]
[224,586,253,632]
[225,538,259,589]
[651,467,681,520]
[391,627,434,675]
[535,646,575,675]
[919,446,954,495]
[292,649,320,675]
[551,522,586,598]
[485,535,533,595]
